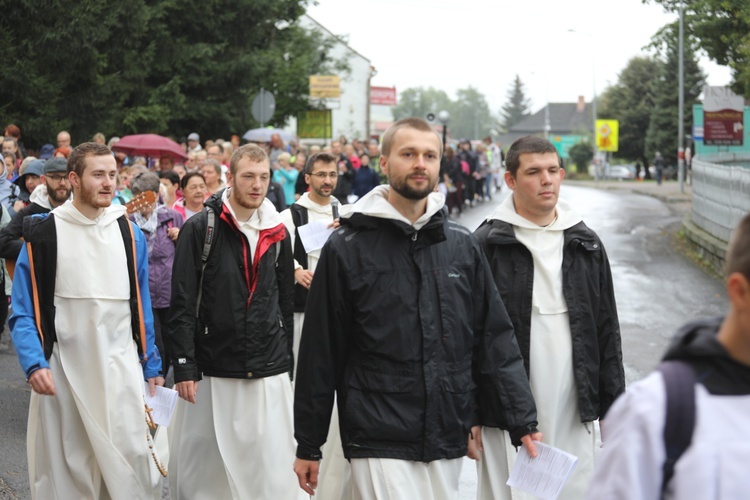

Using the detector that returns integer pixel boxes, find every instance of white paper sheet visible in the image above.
[297,220,335,253]
[143,383,179,427]
[506,442,578,500]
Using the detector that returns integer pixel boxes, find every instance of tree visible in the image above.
[499,75,531,132]
[647,0,750,98]
[646,23,706,168]
[0,0,345,148]
[568,142,594,174]
[449,87,494,140]
[599,56,662,175]
[391,87,452,122]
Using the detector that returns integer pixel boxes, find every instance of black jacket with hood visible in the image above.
[169,190,295,382]
[475,211,625,423]
[294,186,537,463]
[663,317,750,395]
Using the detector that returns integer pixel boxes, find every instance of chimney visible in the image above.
[577,96,585,112]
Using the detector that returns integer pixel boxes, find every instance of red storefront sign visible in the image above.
[703,86,744,146]
[371,86,397,106]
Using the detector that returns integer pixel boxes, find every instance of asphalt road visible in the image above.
[0,182,727,499]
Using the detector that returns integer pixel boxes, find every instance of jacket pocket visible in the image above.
[438,366,476,445]
[344,366,421,446]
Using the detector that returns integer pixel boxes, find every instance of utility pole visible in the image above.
[678,0,686,193]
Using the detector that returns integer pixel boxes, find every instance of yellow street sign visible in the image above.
[595,119,619,152]
[309,75,341,99]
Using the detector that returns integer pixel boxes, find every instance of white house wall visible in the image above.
[286,15,371,142]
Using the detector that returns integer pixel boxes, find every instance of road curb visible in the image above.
[681,211,727,276]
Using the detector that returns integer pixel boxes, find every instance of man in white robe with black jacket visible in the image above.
[169,144,303,500]
[293,118,541,500]
[474,136,625,499]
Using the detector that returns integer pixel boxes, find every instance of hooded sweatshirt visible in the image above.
[587,318,750,500]
[343,184,445,230]
[488,194,582,315]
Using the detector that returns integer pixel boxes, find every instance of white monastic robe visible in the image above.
[280,192,353,499]
[27,202,161,500]
[477,195,601,500]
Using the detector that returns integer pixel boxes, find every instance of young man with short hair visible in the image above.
[474,136,624,499]
[281,151,351,498]
[294,118,539,500]
[587,212,750,499]
[0,157,72,263]
[169,144,302,499]
[10,142,164,499]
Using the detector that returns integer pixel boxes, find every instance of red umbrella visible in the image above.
[111,134,187,160]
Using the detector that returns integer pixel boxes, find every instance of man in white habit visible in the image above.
[294,118,541,500]
[169,144,303,499]
[280,151,352,498]
[474,135,625,499]
[10,142,165,499]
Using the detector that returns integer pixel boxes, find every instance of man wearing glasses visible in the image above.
[280,151,351,498]
[0,157,72,264]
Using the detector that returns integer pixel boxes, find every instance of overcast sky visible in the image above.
[306,0,732,116]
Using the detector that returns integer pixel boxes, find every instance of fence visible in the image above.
[692,154,750,243]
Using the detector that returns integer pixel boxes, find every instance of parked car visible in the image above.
[604,164,636,180]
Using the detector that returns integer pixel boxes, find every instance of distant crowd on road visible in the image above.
[0,118,749,500]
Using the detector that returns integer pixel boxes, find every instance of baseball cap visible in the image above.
[188,133,200,142]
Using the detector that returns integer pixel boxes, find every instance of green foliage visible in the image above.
[391,87,452,122]
[450,87,494,139]
[646,0,750,98]
[599,56,661,170]
[568,142,593,173]
[0,0,345,148]
[500,75,531,132]
[646,23,706,167]
[391,86,494,140]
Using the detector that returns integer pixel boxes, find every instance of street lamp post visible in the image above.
[568,29,598,180]
[438,110,450,154]
[678,0,686,193]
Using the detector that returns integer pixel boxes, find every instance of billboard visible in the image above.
[309,76,341,99]
[595,120,619,152]
[703,86,744,146]
[297,110,332,139]
[371,86,397,106]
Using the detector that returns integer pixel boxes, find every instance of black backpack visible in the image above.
[658,360,698,497]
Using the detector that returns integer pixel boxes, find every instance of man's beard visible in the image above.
[389,175,437,201]
[46,184,70,204]
[79,186,112,208]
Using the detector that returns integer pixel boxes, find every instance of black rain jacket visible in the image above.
[474,219,625,422]
[169,192,294,382]
[294,207,537,463]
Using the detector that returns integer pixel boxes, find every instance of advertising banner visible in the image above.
[703,86,744,146]
[371,86,397,106]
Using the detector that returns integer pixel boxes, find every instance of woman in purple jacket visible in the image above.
[129,172,185,379]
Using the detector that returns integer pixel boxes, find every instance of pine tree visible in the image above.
[499,75,531,132]
[646,24,706,170]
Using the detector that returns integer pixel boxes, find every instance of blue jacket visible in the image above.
[10,213,161,379]
[351,166,381,198]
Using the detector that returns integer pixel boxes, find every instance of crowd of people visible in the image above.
[0,118,748,500]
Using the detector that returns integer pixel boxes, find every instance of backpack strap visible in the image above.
[195,206,216,318]
[658,360,697,496]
